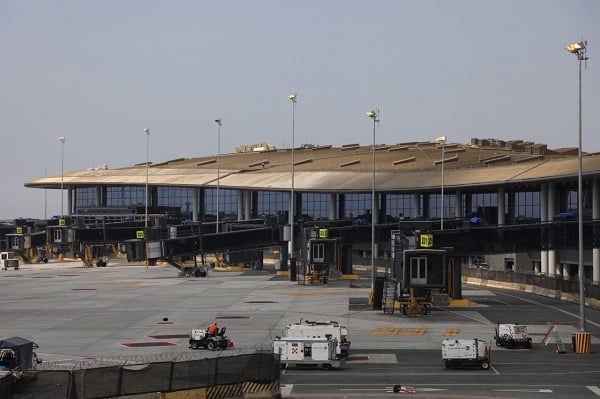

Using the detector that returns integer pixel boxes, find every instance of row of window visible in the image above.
[75,186,580,221]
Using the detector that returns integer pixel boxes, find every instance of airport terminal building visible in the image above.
[25,137,600,282]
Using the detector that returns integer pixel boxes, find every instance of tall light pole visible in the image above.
[143,128,150,228]
[436,135,447,230]
[565,39,588,332]
[366,109,379,293]
[288,94,297,276]
[58,136,65,217]
[215,119,222,234]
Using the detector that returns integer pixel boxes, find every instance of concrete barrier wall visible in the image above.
[463,275,600,310]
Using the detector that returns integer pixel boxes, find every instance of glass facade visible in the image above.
[73,185,559,224]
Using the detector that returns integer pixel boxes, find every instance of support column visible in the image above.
[338,194,346,219]
[540,184,548,275]
[373,193,380,224]
[421,194,429,219]
[593,178,600,283]
[67,188,73,216]
[244,191,251,220]
[547,182,557,276]
[563,263,571,279]
[192,188,199,222]
[507,191,515,224]
[95,186,102,207]
[237,190,244,221]
[454,190,463,219]
[413,193,421,219]
[497,187,505,225]
[329,194,337,221]
[464,193,473,218]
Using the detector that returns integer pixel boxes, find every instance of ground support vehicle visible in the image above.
[273,337,343,370]
[494,323,532,349]
[0,337,41,383]
[189,327,230,350]
[1,252,19,270]
[397,288,433,316]
[285,319,350,357]
[442,339,491,370]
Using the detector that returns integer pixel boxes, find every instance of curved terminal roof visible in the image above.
[25,138,600,193]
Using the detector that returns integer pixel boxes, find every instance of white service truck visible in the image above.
[441,339,491,370]
[494,323,532,349]
[285,319,350,357]
[273,336,343,370]
[0,252,19,270]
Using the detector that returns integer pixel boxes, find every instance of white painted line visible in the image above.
[498,291,600,328]
[280,384,293,397]
[491,364,500,375]
[495,388,552,393]
[587,386,600,397]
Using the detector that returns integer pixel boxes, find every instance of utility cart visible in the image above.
[442,338,491,370]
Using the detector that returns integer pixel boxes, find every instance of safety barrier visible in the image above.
[2,352,280,399]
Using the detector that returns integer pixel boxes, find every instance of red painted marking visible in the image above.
[347,355,369,361]
[214,316,251,320]
[156,321,175,324]
[121,342,176,348]
[148,334,188,339]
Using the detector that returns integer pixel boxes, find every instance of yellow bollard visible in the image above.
[574,332,592,354]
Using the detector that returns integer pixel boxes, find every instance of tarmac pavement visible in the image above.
[0,258,598,369]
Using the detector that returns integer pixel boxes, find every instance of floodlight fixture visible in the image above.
[58,136,66,217]
[215,119,222,233]
[142,128,150,228]
[565,38,589,333]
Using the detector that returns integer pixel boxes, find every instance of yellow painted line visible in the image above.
[340,274,360,280]
[441,328,462,337]
[449,299,476,307]
[400,328,429,336]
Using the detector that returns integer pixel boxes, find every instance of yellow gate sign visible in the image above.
[59,219,66,226]
[420,234,433,248]
[319,229,328,238]
[16,227,23,234]
[136,230,145,239]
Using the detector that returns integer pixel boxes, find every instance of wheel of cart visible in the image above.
[480,360,490,369]
[322,363,332,370]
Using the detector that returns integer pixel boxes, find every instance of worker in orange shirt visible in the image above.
[207,322,218,336]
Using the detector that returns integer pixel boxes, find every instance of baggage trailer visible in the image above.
[494,323,532,349]
[442,339,491,370]
[273,337,343,370]
[0,252,19,270]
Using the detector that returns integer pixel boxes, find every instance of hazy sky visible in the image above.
[1,0,599,220]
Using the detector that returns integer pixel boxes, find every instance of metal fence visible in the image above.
[3,351,280,399]
[462,266,600,300]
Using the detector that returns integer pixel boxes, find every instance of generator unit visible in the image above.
[441,339,491,370]
[494,323,532,349]
[273,337,343,370]
[285,319,350,357]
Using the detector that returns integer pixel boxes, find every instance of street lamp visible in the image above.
[288,94,297,275]
[436,135,447,230]
[215,119,222,234]
[565,39,588,332]
[143,128,150,228]
[366,109,379,293]
[58,136,65,217]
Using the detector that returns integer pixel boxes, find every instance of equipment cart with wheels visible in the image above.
[494,323,532,349]
[442,338,491,370]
